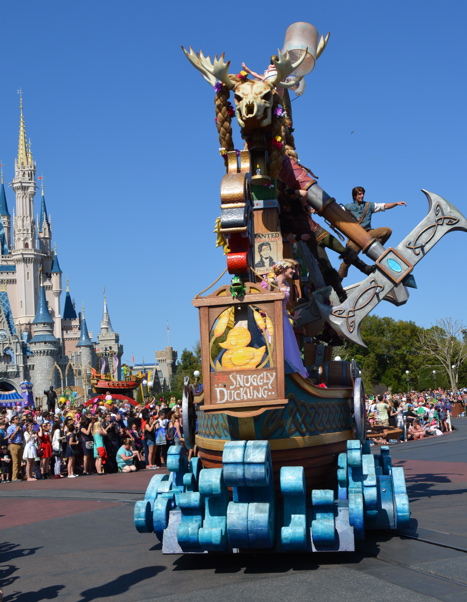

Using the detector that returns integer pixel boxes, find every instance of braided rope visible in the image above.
[195,268,228,298]
[269,93,286,179]
[214,86,234,154]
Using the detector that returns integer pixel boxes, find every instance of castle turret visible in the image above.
[50,247,62,339]
[62,279,80,357]
[11,93,41,330]
[77,304,93,396]
[97,291,122,379]
[29,283,60,394]
[37,181,51,255]
[0,168,11,253]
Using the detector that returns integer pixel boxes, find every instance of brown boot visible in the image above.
[352,256,376,275]
[338,261,349,279]
[340,248,375,276]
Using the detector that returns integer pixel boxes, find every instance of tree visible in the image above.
[170,342,202,395]
[418,318,467,391]
[337,315,425,394]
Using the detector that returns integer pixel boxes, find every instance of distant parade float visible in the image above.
[135,22,467,552]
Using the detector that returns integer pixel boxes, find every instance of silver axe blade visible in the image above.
[314,190,467,347]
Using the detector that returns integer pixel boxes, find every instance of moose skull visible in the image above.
[233,81,274,132]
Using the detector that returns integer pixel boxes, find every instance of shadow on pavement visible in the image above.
[4,585,65,601]
[78,566,165,601]
[173,547,378,574]
[0,542,43,596]
[403,473,467,502]
[0,542,42,563]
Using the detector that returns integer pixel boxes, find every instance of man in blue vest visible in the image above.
[338,186,406,278]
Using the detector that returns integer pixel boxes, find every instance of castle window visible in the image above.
[25,243,29,249]
[27,272,30,280]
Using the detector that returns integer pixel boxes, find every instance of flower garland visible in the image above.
[271,135,283,149]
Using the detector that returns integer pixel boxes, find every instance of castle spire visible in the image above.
[17,90,33,167]
[63,278,77,320]
[77,303,92,347]
[0,167,10,217]
[32,283,54,325]
[100,288,114,334]
[38,179,50,233]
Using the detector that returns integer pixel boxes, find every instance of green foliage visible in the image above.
[338,315,428,393]
[171,342,202,393]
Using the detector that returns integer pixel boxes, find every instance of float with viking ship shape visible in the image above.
[134,22,467,553]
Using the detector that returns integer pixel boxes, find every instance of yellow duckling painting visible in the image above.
[218,326,266,371]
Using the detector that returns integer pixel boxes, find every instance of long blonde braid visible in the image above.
[214,85,234,154]
[269,91,286,179]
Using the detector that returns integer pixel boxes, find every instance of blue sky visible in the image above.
[0,1,465,364]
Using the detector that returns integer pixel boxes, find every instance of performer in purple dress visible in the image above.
[268,261,309,378]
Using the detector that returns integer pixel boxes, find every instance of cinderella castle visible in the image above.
[0,95,123,406]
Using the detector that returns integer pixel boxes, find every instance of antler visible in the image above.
[316,33,331,60]
[181,46,235,90]
[268,49,307,89]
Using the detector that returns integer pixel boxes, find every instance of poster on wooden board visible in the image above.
[254,232,283,275]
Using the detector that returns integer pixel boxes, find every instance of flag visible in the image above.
[166,321,170,331]
[132,355,135,363]
[113,355,119,377]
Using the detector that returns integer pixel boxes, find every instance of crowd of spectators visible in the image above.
[365,388,465,444]
[0,395,184,482]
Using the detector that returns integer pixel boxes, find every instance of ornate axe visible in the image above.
[307,188,467,346]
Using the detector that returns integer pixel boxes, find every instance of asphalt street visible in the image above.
[1,420,466,602]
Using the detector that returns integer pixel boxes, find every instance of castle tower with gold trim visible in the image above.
[0,95,123,404]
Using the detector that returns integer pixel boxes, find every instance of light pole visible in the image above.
[405,370,410,391]
[451,365,458,392]
[432,370,437,390]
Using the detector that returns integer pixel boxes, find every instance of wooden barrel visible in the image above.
[320,360,353,388]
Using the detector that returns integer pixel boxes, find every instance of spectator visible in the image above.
[38,422,53,479]
[64,424,79,478]
[144,414,158,469]
[156,411,170,466]
[408,419,425,440]
[116,438,140,473]
[92,418,107,475]
[79,417,94,475]
[51,421,64,479]
[7,415,24,481]
[376,394,389,427]
[23,422,39,481]
[1,444,12,482]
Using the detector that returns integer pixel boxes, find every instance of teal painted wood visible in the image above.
[134,500,153,533]
[280,466,307,550]
[223,440,247,489]
[311,489,337,546]
[198,469,229,551]
[361,454,378,518]
[337,452,348,500]
[224,441,276,548]
[177,491,204,549]
[167,444,188,506]
[134,438,410,553]
[153,496,172,534]
[392,467,410,528]
[380,446,393,475]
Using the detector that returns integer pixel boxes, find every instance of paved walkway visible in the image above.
[0,420,466,601]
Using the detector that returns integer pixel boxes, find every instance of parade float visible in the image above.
[134,22,467,553]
